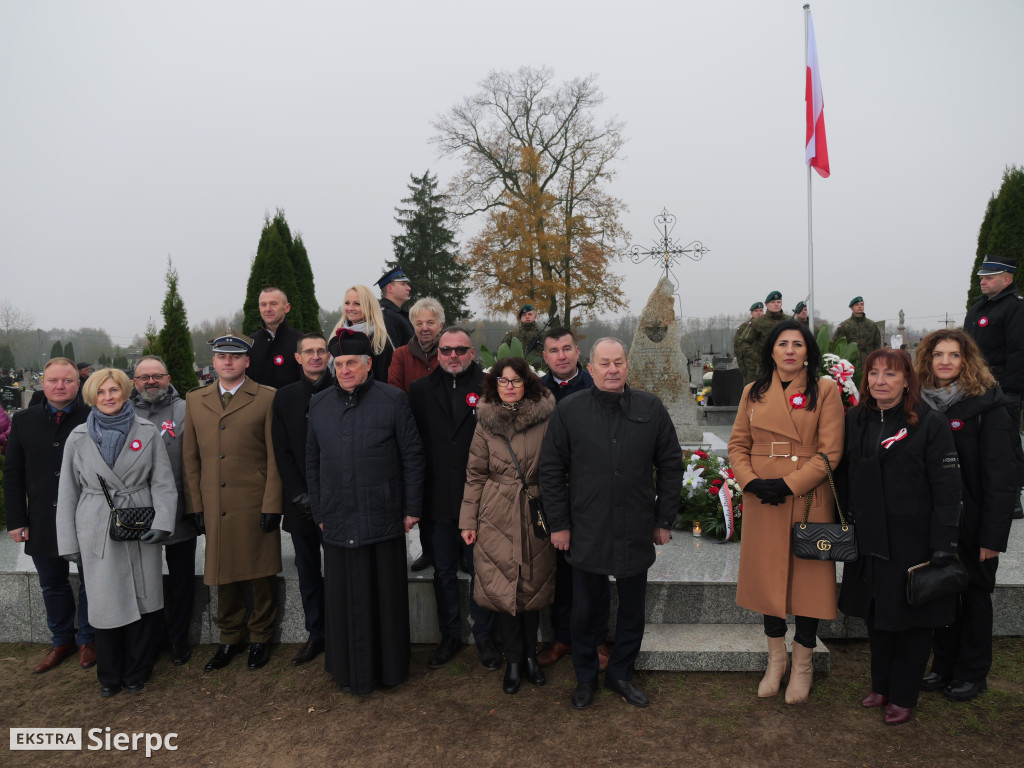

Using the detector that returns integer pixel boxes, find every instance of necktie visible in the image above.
[54,411,63,425]
[221,392,233,410]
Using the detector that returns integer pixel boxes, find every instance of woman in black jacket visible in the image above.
[838,349,961,725]
[913,329,1017,702]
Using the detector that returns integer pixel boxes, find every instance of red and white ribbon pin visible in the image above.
[881,428,908,449]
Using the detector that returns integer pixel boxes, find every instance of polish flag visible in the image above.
[805,12,829,178]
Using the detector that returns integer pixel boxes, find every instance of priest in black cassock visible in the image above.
[306,330,425,695]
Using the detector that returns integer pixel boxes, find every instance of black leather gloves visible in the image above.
[259,513,282,533]
[292,493,313,522]
[192,512,206,536]
[744,479,793,506]
[930,550,956,566]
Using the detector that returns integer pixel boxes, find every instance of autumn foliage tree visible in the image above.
[434,67,628,327]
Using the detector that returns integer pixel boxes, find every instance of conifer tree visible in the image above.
[63,342,75,362]
[158,258,198,394]
[390,170,470,323]
[49,340,63,359]
[0,343,14,370]
[242,210,319,333]
[969,165,1024,309]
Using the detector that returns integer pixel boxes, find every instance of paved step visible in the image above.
[636,623,830,673]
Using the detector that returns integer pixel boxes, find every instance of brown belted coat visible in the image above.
[182,377,283,585]
[728,370,845,619]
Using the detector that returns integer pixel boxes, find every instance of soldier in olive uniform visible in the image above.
[500,304,546,371]
[833,296,882,367]
[733,301,764,385]
[746,291,788,379]
[793,301,809,326]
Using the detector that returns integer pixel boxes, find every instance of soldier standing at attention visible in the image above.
[733,301,764,385]
[833,296,882,367]
[746,292,787,379]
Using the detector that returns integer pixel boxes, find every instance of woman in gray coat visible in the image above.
[57,368,176,698]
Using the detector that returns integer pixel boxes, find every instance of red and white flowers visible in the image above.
[821,352,859,409]
[789,392,807,409]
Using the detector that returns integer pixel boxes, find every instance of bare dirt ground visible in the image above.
[3,638,1022,767]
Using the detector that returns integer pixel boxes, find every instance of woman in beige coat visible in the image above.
[461,357,555,695]
[728,320,845,704]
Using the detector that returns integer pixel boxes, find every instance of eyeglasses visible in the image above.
[439,346,471,357]
[134,374,168,383]
[497,377,524,388]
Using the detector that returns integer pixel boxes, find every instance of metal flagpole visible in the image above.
[804,4,815,334]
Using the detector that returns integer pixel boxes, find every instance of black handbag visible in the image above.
[791,452,858,563]
[502,436,548,539]
[99,476,155,542]
[906,558,969,607]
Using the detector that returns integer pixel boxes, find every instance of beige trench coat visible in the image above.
[728,371,845,619]
[182,377,283,585]
[459,395,555,615]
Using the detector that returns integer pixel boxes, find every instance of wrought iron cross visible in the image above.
[626,208,710,277]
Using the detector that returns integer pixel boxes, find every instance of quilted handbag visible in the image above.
[99,476,155,542]
[791,452,858,563]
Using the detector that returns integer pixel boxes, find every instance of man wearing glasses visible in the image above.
[408,327,499,672]
[271,333,332,666]
[130,355,197,666]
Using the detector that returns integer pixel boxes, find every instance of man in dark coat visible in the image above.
[4,357,95,672]
[535,327,609,672]
[965,255,1024,518]
[540,338,683,710]
[248,286,304,389]
[408,327,498,672]
[271,332,332,666]
[376,266,414,350]
[130,355,196,666]
[307,330,424,695]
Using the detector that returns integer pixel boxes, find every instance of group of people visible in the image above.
[5,256,1021,717]
[733,291,883,384]
[728,255,1022,725]
[4,266,683,711]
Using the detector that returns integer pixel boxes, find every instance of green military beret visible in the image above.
[849,296,863,307]
[765,291,782,303]
[749,301,764,311]
[793,301,807,313]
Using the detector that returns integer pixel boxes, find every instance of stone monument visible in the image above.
[626,276,703,443]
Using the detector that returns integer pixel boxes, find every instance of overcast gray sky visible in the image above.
[2,0,1022,344]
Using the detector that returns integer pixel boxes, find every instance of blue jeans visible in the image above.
[33,555,94,647]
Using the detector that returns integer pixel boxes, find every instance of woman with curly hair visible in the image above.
[330,284,395,380]
[913,329,1018,703]
[460,357,555,695]
[728,319,845,704]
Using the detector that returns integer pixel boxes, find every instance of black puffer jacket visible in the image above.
[539,385,683,578]
[306,374,424,548]
[248,318,304,389]
[838,402,962,631]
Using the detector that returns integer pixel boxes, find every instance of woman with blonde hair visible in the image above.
[330,284,395,380]
[57,368,177,698]
[912,328,1017,703]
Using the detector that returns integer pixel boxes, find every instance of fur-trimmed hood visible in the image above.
[475,390,555,440]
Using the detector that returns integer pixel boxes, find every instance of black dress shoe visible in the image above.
[524,658,545,686]
[171,643,192,666]
[248,642,271,670]
[606,675,650,708]
[100,685,122,699]
[476,639,501,671]
[204,643,244,672]
[410,554,433,572]
[291,637,325,667]
[944,679,988,702]
[503,662,521,695]
[572,679,598,710]
[920,671,951,692]
[428,636,463,669]
[124,682,146,694]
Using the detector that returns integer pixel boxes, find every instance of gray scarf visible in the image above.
[919,381,967,413]
[87,400,136,468]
